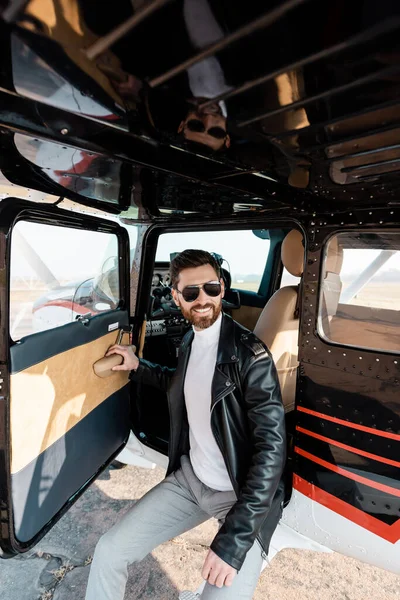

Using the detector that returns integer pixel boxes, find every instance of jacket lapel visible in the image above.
[169,330,193,405]
[211,314,239,408]
[167,330,193,465]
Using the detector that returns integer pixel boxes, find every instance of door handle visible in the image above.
[93,327,134,378]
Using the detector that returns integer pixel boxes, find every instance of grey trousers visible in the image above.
[85,456,264,600]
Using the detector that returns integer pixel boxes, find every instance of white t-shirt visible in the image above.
[184,314,234,491]
[183,0,232,116]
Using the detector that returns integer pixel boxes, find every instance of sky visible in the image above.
[156,230,270,278]
[9,221,400,287]
[11,221,119,281]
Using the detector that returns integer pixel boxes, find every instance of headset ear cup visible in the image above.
[210,252,224,266]
[220,268,231,291]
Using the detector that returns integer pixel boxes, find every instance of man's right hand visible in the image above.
[106,344,139,372]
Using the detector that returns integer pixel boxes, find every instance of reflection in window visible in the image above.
[318,232,400,353]
[10,221,119,340]
[11,34,126,124]
[14,133,122,204]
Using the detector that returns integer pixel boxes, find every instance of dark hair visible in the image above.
[170,249,221,288]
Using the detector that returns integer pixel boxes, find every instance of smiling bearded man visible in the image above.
[85,249,286,600]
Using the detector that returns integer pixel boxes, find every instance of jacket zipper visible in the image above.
[210,389,238,496]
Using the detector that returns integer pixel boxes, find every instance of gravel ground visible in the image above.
[1,464,399,600]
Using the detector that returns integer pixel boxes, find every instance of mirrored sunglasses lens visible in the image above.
[203,283,221,297]
[182,287,200,302]
[207,127,226,140]
[186,119,205,133]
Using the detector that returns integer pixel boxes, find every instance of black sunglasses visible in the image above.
[175,281,222,303]
[186,119,227,140]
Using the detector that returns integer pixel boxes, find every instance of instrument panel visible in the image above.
[147,263,190,340]
[151,270,171,288]
[150,264,176,316]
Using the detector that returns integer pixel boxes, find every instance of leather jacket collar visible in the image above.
[180,312,239,365]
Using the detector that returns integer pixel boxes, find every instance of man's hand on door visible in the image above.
[106,344,139,371]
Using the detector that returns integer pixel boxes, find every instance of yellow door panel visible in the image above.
[10,331,130,475]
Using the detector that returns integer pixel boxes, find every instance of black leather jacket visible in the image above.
[131,313,286,571]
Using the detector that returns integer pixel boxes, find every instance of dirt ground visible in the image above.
[1,464,400,600]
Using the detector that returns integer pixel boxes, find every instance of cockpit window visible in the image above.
[318,231,400,353]
[155,229,270,293]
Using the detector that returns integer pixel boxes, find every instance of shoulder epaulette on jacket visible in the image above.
[239,332,266,357]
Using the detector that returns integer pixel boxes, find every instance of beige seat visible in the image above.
[254,230,304,412]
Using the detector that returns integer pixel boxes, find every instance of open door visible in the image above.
[0,199,131,557]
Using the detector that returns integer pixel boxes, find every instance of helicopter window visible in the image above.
[9,221,120,340]
[319,231,400,353]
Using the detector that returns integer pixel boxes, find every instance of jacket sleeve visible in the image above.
[129,358,175,391]
[210,352,286,571]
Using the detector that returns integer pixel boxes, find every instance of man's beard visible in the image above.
[180,301,222,330]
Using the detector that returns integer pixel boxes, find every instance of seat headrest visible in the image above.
[221,267,231,290]
[282,229,304,277]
